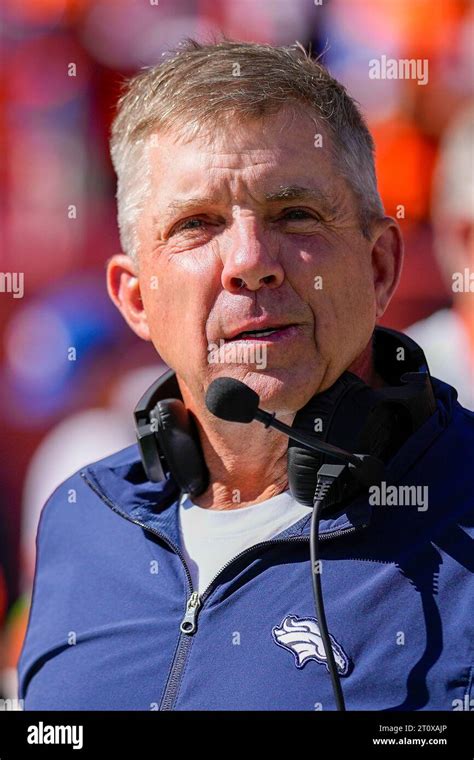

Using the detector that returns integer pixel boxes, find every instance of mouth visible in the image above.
[224,324,300,342]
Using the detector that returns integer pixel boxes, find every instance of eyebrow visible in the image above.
[160,197,217,218]
[263,184,338,215]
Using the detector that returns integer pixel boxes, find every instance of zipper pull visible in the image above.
[180,591,201,635]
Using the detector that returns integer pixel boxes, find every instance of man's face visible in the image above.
[123,106,398,414]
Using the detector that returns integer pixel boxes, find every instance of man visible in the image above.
[407,104,474,410]
[18,41,473,711]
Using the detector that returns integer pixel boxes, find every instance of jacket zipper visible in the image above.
[81,473,363,710]
[197,526,358,607]
[180,591,200,634]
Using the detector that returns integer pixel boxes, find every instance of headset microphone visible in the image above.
[205,376,385,487]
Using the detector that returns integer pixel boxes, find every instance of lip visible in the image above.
[224,321,299,341]
[224,324,301,343]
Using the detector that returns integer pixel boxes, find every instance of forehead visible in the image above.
[146,106,337,197]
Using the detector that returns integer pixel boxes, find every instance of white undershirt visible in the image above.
[178,490,313,596]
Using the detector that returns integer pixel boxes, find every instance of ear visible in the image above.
[106,254,151,341]
[370,217,404,319]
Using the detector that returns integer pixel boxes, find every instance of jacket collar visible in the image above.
[81,377,457,546]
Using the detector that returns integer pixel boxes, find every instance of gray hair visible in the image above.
[110,39,385,262]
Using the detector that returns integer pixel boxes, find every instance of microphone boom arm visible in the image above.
[254,408,361,466]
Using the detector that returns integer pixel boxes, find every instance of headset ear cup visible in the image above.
[357,403,409,463]
[287,373,362,507]
[153,399,209,498]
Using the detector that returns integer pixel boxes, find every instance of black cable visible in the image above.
[309,466,347,711]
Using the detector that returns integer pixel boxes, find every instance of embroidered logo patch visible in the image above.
[272,614,350,675]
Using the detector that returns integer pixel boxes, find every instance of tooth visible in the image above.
[251,329,277,337]
[231,328,279,339]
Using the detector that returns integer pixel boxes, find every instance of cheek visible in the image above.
[328,268,375,320]
[291,246,376,355]
[139,258,217,364]
[315,247,375,318]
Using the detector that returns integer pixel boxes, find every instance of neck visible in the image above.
[186,408,293,510]
[180,341,382,510]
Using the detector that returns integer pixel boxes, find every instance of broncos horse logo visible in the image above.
[272,614,350,675]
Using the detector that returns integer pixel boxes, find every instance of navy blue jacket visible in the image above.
[18,378,474,711]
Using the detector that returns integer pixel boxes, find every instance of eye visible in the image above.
[279,208,316,221]
[174,217,206,232]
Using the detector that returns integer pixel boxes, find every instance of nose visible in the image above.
[221,225,285,293]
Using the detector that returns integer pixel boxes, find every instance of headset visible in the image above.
[135,326,436,500]
[134,325,437,710]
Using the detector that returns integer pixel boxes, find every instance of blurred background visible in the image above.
[0,0,473,705]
